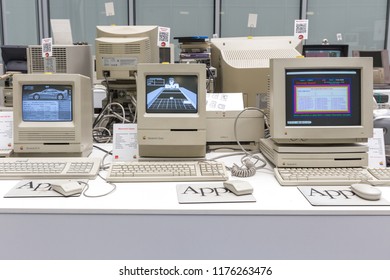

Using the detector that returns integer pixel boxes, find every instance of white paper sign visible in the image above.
[112,123,138,161]
[41,38,53,58]
[206,93,244,111]
[0,111,13,150]
[177,183,256,204]
[368,128,387,168]
[105,2,115,16]
[248,13,258,28]
[157,26,171,47]
[294,19,309,40]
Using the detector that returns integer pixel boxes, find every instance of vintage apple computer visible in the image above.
[210,36,302,108]
[260,57,373,167]
[95,25,159,80]
[12,73,93,157]
[136,63,207,158]
[27,44,93,80]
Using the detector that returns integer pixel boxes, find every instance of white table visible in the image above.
[0,148,390,260]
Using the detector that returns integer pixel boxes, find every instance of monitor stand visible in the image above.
[259,138,368,168]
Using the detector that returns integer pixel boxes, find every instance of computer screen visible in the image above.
[354,50,384,67]
[210,36,302,107]
[95,25,159,80]
[352,50,390,84]
[269,57,373,144]
[1,45,28,73]
[13,73,93,157]
[145,74,198,114]
[137,63,207,158]
[21,84,73,122]
[302,44,349,58]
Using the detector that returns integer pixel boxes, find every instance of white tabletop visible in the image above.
[0,144,389,216]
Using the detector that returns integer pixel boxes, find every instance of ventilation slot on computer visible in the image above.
[19,131,76,142]
[223,49,303,68]
[28,46,68,73]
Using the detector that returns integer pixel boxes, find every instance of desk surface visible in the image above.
[0,145,389,216]
[1,145,390,260]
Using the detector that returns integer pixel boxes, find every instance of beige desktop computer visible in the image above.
[12,73,93,157]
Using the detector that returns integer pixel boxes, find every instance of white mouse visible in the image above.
[51,181,84,197]
[223,180,253,196]
[350,183,382,201]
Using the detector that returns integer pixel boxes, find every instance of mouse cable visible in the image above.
[80,175,117,198]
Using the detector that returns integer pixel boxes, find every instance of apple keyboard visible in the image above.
[274,167,390,186]
[106,160,228,182]
[0,157,101,180]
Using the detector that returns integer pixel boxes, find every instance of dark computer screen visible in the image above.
[302,44,349,58]
[145,74,198,113]
[1,45,28,73]
[356,51,383,67]
[22,84,73,122]
[285,69,361,126]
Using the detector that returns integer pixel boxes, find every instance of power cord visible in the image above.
[209,107,269,178]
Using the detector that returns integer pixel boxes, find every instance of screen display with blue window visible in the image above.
[285,69,361,126]
[21,84,73,121]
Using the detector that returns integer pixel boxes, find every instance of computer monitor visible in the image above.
[137,63,207,158]
[302,44,349,57]
[269,57,373,144]
[352,50,390,84]
[210,36,302,107]
[12,73,93,157]
[95,25,159,80]
[1,45,28,73]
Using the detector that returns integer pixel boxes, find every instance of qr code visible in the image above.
[43,42,52,53]
[295,23,307,34]
[159,32,169,42]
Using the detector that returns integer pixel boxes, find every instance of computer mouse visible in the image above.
[51,181,84,197]
[350,183,382,201]
[223,180,253,196]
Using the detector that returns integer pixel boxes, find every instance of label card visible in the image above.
[158,27,171,47]
[248,13,258,28]
[294,19,309,40]
[112,123,138,161]
[105,2,115,16]
[41,38,53,58]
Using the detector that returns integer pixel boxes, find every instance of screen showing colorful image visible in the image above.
[22,84,73,121]
[285,69,361,126]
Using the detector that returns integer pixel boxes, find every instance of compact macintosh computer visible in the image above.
[12,73,93,157]
[260,57,374,168]
[136,63,207,158]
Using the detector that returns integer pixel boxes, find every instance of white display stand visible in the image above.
[0,145,389,260]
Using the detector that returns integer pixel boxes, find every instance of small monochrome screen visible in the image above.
[145,75,198,113]
[22,84,73,122]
